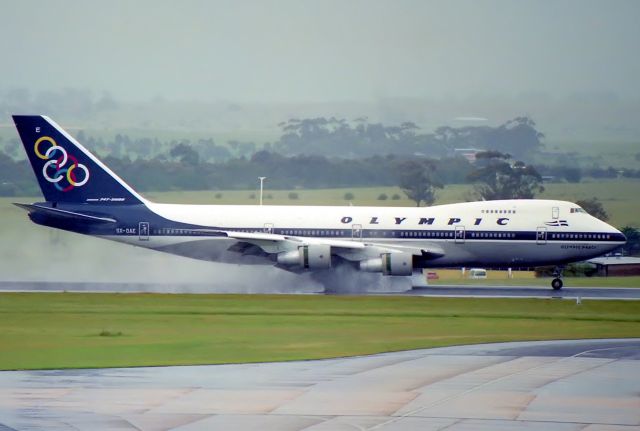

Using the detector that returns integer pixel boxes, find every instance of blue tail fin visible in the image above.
[13,115,144,205]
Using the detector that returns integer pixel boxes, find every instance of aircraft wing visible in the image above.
[210,229,445,261]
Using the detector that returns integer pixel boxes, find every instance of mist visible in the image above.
[1,204,413,293]
[1,1,639,142]
[0,203,418,293]
[1,1,639,103]
[0,204,325,293]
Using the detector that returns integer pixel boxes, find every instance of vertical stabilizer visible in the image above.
[13,115,145,205]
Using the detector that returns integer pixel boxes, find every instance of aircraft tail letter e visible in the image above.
[12,115,144,205]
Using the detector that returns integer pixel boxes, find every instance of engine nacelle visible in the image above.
[359,257,383,273]
[359,253,413,276]
[277,245,331,270]
[382,253,413,276]
[276,250,300,266]
[300,244,331,269]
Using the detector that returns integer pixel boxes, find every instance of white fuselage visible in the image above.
[105,199,624,269]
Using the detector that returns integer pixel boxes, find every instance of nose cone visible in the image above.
[604,221,626,244]
[592,217,626,246]
[613,228,627,244]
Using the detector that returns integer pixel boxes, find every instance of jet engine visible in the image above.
[359,252,413,276]
[277,244,331,270]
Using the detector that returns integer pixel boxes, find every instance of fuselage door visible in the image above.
[536,226,547,245]
[552,206,559,219]
[455,225,465,244]
[264,223,274,234]
[352,224,363,241]
[138,222,150,241]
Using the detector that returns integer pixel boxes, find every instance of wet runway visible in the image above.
[1,280,639,300]
[0,338,638,430]
[409,285,640,299]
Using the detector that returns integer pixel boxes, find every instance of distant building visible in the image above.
[587,256,640,276]
[454,148,482,163]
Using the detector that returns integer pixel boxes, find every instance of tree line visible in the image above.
[1,142,637,199]
[0,115,545,163]
[92,152,475,192]
[0,146,543,201]
[275,116,543,160]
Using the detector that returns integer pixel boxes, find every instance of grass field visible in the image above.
[0,293,639,370]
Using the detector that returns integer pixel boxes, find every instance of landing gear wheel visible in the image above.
[551,278,563,290]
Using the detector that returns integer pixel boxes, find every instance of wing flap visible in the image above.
[225,231,366,249]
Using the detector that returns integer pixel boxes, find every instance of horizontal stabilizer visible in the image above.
[13,203,117,224]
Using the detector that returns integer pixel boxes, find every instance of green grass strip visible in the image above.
[1,293,639,370]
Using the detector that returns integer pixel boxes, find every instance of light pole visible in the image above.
[258,177,266,206]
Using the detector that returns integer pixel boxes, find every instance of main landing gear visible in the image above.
[551,266,564,290]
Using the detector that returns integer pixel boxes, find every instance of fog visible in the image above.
[0,206,326,293]
[1,0,639,103]
[0,205,410,293]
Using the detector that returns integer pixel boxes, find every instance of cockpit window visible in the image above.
[570,207,586,214]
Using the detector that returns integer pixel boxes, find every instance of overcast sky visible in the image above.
[1,0,639,103]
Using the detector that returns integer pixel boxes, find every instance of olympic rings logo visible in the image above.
[34,136,90,192]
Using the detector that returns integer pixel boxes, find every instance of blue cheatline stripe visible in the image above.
[128,225,623,243]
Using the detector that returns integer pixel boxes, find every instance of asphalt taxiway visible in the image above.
[0,338,638,430]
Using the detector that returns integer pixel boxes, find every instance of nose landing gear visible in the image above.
[551,266,564,290]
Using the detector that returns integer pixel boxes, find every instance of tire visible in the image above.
[551,278,563,290]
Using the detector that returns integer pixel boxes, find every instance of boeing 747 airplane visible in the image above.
[12,115,626,290]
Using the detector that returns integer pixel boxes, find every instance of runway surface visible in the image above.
[1,280,640,299]
[0,339,638,430]
[409,285,640,299]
